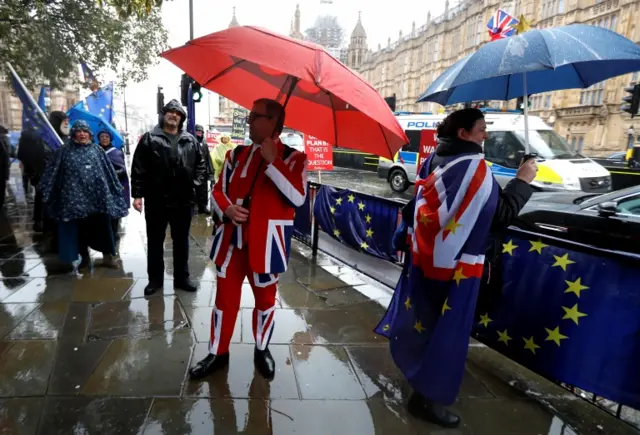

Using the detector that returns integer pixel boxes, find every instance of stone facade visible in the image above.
[346,0,640,156]
[0,74,80,131]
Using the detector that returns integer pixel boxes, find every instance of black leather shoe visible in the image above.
[175,279,198,292]
[254,348,276,380]
[407,391,460,428]
[189,353,230,379]
[144,282,162,296]
[198,208,210,215]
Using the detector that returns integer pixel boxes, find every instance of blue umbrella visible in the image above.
[417,24,640,152]
[67,105,124,149]
[418,24,640,105]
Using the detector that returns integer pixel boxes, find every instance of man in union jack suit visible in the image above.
[189,98,307,380]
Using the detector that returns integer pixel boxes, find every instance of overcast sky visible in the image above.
[104,0,448,128]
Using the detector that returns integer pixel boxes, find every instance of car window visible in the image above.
[617,194,640,216]
[484,131,523,168]
[403,130,420,153]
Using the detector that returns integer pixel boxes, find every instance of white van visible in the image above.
[378,112,612,193]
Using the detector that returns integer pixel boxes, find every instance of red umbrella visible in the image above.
[161,26,408,159]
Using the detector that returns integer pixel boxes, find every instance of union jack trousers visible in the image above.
[209,245,277,355]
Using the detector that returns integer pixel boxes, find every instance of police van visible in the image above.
[378,111,612,193]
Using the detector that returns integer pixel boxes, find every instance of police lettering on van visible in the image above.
[378,112,611,194]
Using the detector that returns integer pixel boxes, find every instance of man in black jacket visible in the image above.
[194,124,214,214]
[131,99,206,296]
[18,111,68,235]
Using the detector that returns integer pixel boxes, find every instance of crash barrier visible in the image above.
[293,181,640,428]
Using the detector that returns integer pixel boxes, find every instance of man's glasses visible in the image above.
[247,112,272,123]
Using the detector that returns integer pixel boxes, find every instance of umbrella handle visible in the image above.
[522,73,530,155]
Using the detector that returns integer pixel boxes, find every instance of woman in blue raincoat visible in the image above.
[97,129,130,239]
[40,120,128,270]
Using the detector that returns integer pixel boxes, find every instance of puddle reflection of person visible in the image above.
[204,369,274,433]
[0,211,26,284]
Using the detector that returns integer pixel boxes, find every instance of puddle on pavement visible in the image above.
[87,296,189,340]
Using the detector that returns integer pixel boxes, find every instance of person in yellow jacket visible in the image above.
[210,135,237,181]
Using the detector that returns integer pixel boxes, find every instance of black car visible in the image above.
[514,186,640,255]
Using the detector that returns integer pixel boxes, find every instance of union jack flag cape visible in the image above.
[487,9,519,41]
[375,153,499,405]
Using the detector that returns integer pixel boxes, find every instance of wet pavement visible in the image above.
[0,170,638,434]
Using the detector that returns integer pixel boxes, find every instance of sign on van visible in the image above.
[418,129,438,173]
[304,134,334,171]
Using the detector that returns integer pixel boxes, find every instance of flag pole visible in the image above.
[6,62,63,147]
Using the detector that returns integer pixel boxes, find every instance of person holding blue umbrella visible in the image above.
[376,108,537,428]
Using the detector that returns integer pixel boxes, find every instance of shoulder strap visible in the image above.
[231,144,250,166]
[282,144,296,161]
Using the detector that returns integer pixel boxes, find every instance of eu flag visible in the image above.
[74,82,114,125]
[313,186,400,262]
[37,86,47,112]
[81,62,99,89]
[473,233,640,409]
[375,154,499,405]
[9,65,62,150]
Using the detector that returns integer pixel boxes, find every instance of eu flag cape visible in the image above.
[375,153,499,405]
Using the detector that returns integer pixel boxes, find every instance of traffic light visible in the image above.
[192,81,203,103]
[156,86,164,115]
[516,95,532,112]
[621,84,640,118]
[180,73,192,106]
[384,94,396,112]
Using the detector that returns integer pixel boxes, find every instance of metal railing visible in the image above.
[293,180,640,429]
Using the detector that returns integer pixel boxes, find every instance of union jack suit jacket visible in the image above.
[210,140,308,274]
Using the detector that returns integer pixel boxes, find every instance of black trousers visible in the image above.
[0,178,5,209]
[195,181,209,210]
[145,206,192,285]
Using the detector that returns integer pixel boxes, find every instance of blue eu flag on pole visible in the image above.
[37,86,47,112]
[375,154,499,405]
[73,82,114,125]
[8,63,62,150]
[313,185,401,262]
[80,62,98,86]
[474,233,640,409]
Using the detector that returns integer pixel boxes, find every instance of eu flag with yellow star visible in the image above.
[9,68,62,151]
[73,82,114,125]
[375,153,499,405]
[473,233,640,408]
[313,186,401,262]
